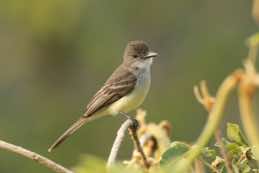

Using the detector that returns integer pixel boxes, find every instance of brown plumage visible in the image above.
[84,65,137,117]
[48,65,137,152]
[48,40,155,152]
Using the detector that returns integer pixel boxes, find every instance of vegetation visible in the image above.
[0,1,258,173]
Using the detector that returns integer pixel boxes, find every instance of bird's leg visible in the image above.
[119,111,131,119]
[118,112,149,167]
[119,112,139,130]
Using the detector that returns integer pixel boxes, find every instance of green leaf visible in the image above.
[202,147,217,161]
[73,155,107,173]
[225,142,242,156]
[220,166,228,173]
[160,141,189,165]
[247,32,259,47]
[232,163,240,173]
[241,164,251,173]
[227,123,247,146]
[108,164,143,173]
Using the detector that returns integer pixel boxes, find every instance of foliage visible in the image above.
[160,142,189,166]
[0,1,258,173]
[73,121,259,173]
[200,123,258,173]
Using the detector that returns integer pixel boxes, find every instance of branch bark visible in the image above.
[107,118,149,169]
[107,119,134,167]
[0,139,73,173]
[214,129,233,173]
[128,119,150,169]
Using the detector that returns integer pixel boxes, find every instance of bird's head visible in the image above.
[123,40,158,64]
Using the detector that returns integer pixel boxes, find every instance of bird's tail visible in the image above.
[48,117,90,152]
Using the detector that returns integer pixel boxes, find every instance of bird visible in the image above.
[48,40,158,152]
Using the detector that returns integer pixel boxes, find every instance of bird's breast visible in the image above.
[108,69,151,115]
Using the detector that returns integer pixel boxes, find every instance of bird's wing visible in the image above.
[84,65,137,117]
[48,65,137,152]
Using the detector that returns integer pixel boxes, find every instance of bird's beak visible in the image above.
[144,51,158,59]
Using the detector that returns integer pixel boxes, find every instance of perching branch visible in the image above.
[128,119,150,169]
[0,139,73,173]
[107,119,134,167]
[171,70,241,173]
[107,118,149,169]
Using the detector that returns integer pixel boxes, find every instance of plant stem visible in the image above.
[238,81,259,160]
[128,119,150,169]
[107,119,134,167]
[170,72,240,173]
[194,81,234,173]
[194,159,205,173]
[214,129,233,173]
[0,139,73,173]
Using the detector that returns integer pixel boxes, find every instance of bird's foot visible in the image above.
[119,112,139,130]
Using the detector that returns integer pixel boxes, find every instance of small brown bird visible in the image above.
[48,40,158,152]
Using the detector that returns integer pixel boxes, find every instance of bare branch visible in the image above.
[194,159,205,173]
[193,85,204,104]
[0,139,73,173]
[128,119,150,169]
[107,117,150,169]
[252,0,259,24]
[107,119,134,167]
[214,129,233,173]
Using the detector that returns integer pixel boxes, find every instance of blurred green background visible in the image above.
[0,0,257,172]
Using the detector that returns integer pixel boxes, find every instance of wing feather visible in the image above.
[84,65,137,117]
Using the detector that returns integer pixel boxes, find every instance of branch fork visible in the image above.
[107,117,149,169]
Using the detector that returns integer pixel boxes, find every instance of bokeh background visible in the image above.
[0,0,257,172]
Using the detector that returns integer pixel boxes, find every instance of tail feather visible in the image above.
[48,117,89,152]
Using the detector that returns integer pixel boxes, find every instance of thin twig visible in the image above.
[128,119,150,169]
[0,139,73,173]
[252,0,259,24]
[107,119,134,167]
[214,129,233,173]
[202,158,220,173]
[194,159,205,173]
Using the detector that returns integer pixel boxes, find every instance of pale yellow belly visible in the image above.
[108,88,148,115]
[107,72,151,115]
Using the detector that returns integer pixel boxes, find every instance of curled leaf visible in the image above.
[227,123,247,146]
[160,141,189,165]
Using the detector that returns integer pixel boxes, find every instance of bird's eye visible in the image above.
[133,55,138,58]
